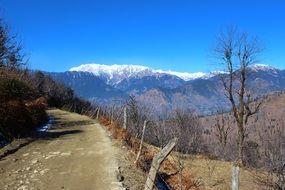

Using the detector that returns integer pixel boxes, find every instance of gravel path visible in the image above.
[0,109,124,190]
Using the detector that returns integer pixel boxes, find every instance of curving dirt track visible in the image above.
[0,109,124,190]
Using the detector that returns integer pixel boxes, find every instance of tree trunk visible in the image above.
[237,123,245,165]
[123,107,127,129]
[232,165,239,190]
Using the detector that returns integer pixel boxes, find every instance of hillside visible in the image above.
[200,91,285,135]
[198,91,285,170]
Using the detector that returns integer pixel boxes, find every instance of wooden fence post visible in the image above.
[123,107,127,129]
[89,108,95,118]
[232,164,239,190]
[96,107,100,120]
[111,106,114,124]
[144,137,178,190]
[134,120,147,164]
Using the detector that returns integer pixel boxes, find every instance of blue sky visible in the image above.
[0,0,284,72]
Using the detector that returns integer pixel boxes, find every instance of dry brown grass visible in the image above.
[98,115,270,189]
[98,116,204,189]
[99,117,138,149]
[180,154,264,190]
[165,169,201,190]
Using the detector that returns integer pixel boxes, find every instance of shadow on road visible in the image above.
[36,129,83,140]
[50,119,95,129]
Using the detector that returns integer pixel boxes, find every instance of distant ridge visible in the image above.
[69,63,278,84]
[43,63,285,115]
[69,63,210,83]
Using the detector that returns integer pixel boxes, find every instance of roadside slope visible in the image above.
[0,109,123,190]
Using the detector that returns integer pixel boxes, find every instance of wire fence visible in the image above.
[92,105,243,190]
[97,106,199,190]
[94,102,285,190]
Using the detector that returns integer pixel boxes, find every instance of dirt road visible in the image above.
[0,109,124,190]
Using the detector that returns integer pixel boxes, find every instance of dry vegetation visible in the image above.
[200,91,285,189]
[98,115,203,189]
[96,109,275,190]
[91,89,285,190]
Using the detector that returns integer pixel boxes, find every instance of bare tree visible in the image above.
[255,123,285,189]
[126,95,148,138]
[0,19,24,71]
[213,27,263,164]
[173,109,202,154]
[213,113,231,148]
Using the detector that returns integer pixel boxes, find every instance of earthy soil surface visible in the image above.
[112,142,146,190]
[0,109,126,190]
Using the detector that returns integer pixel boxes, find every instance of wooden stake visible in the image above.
[144,138,178,190]
[134,120,147,165]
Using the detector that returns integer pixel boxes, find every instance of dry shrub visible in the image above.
[166,168,202,190]
[99,117,111,126]
[25,97,48,127]
[99,116,138,148]
[0,97,48,141]
[136,148,155,172]
[0,100,32,140]
[160,159,179,175]
[98,115,155,172]
[0,73,36,103]
[158,156,203,190]
[0,71,48,141]
[98,114,203,189]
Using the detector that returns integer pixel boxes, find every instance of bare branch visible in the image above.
[212,26,263,164]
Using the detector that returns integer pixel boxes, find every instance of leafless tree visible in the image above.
[111,105,125,125]
[213,112,231,148]
[147,119,169,148]
[173,109,202,154]
[213,27,263,164]
[126,95,148,138]
[255,123,285,189]
[0,19,24,71]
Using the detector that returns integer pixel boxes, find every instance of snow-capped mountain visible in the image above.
[250,64,277,70]
[48,63,285,115]
[155,69,208,81]
[69,63,211,84]
[248,64,280,72]
[69,64,152,84]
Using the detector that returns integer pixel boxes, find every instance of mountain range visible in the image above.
[48,63,285,115]
[69,64,212,83]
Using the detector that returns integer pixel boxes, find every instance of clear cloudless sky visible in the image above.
[0,0,284,72]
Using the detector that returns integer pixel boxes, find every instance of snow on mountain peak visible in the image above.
[69,63,212,83]
[70,64,154,84]
[69,63,280,84]
[249,64,278,72]
[70,64,150,76]
[69,63,280,83]
[155,69,208,80]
